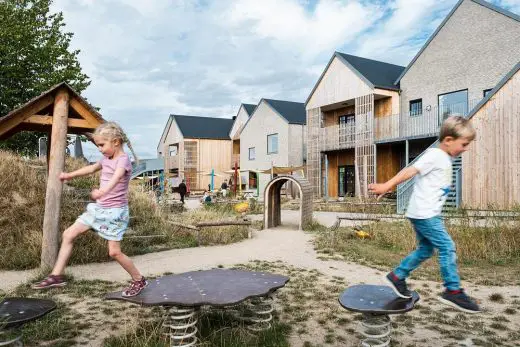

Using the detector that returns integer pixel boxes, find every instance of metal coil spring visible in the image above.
[245,295,274,331]
[163,306,198,347]
[359,314,391,347]
[0,328,22,347]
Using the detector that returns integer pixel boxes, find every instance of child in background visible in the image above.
[33,122,147,297]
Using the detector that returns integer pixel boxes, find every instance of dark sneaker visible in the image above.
[438,289,481,314]
[122,277,148,297]
[32,275,67,290]
[384,272,412,299]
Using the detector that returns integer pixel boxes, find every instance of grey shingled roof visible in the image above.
[264,99,306,125]
[305,51,404,105]
[395,0,520,84]
[467,61,520,119]
[335,52,404,90]
[243,103,256,116]
[172,115,233,140]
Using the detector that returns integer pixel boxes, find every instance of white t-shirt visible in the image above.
[406,148,453,219]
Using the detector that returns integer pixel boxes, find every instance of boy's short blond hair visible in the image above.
[439,116,476,141]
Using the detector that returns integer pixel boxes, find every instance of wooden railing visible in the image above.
[319,123,356,151]
[165,155,179,170]
[375,99,481,141]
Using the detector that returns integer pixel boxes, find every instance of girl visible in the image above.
[33,122,147,297]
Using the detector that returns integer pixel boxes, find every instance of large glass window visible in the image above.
[248,147,255,160]
[267,133,278,154]
[409,99,423,117]
[438,89,468,120]
[168,144,178,156]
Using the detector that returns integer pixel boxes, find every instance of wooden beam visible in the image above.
[23,115,94,129]
[41,89,70,270]
[69,98,103,128]
[0,94,54,138]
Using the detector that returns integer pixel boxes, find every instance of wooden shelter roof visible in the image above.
[0,82,105,140]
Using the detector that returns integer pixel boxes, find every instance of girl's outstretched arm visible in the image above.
[60,162,102,181]
[91,167,126,200]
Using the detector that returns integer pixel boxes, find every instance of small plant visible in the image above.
[489,293,505,303]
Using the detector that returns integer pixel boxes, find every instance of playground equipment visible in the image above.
[0,297,56,346]
[339,285,419,346]
[264,176,313,230]
[106,269,289,347]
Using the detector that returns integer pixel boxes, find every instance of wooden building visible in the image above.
[306,0,520,211]
[229,103,256,170]
[462,62,520,209]
[157,115,233,191]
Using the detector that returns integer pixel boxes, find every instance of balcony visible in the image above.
[231,153,240,168]
[319,123,356,151]
[375,98,481,142]
[165,155,179,169]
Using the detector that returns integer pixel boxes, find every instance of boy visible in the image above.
[368,116,480,313]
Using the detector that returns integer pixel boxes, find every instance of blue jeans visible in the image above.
[393,216,461,290]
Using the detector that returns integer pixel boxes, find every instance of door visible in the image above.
[338,165,355,197]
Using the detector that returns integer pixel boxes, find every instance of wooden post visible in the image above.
[405,139,409,166]
[234,161,238,196]
[41,89,69,269]
[324,154,328,201]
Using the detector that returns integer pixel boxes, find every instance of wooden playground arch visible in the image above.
[263,176,313,231]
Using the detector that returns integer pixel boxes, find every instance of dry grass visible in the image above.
[172,207,250,246]
[0,151,248,270]
[314,217,520,285]
[282,198,396,214]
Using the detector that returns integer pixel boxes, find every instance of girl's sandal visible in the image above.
[32,275,67,290]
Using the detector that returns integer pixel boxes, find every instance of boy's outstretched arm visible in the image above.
[60,162,102,181]
[368,166,419,200]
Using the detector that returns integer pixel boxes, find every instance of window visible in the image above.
[338,114,355,125]
[248,147,255,160]
[409,99,423,117]
[248,171,257,189]
[483,88,493,97]
[438,89,468,120]
[267,133,278,154]
[168,144,178,156]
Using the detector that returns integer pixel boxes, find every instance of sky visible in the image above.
[50,0,520,161]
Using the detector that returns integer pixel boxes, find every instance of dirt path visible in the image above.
[1,221,518,301]
[2,214,519,346]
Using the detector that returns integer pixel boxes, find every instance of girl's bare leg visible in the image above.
[51,222,91,276]
[108,241,142,281]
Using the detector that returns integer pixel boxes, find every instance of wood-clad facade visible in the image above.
[158,115,233,191]
[462,63,520,209]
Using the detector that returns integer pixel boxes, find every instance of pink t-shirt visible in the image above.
[97,153,132,208]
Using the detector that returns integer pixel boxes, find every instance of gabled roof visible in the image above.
[395,0,520,84]
[264,99,306,125]
[0,82,105,140]
[172,114,233,140]
[467,61,520,119]
[336,52,404,90]
[305,51,404,105]
[243,103,257,116]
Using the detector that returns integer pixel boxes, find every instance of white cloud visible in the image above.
[355,0,455,64]
[49,0,517,159]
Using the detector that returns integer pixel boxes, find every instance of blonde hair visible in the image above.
[439,116,476,142]
[92,121,139,164]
